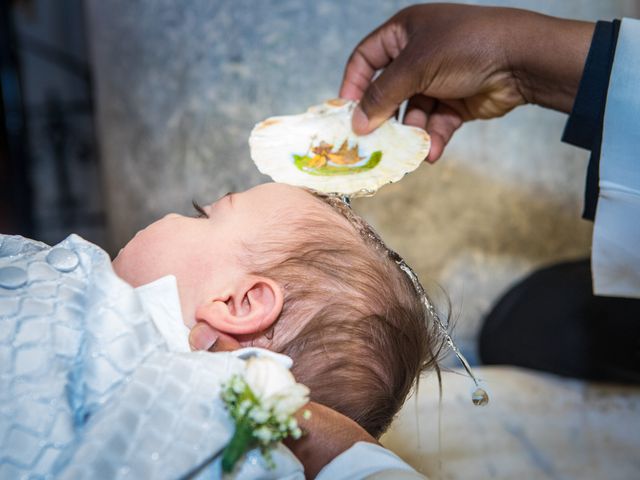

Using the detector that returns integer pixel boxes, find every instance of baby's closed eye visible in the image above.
[192,200,209,218]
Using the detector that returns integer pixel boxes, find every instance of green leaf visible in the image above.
[222,418,256,473]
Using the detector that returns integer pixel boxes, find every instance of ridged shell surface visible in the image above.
[250,99,430,196]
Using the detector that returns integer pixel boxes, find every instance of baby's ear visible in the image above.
[195,276,284,336]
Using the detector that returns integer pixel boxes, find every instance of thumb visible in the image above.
[352,51,419,135]
[189,322,242,352]
[189,322,219,351]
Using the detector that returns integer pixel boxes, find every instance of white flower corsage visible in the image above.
[221,356,311,472]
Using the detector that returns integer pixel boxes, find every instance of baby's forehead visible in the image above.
[253,183,365,240]
[266,184,344,217]
[299,189,357,227]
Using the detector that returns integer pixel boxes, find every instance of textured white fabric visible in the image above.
[593,17,640,298]
[0,234,305,479]
[233,346,294,369]
[315,442,425,480]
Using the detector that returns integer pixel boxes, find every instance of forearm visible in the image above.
[284,402,377,479]
[508,11,595,113]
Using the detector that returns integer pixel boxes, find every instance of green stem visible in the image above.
[222,418,255,473]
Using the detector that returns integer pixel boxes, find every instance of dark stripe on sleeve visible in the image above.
[562,20,620,220]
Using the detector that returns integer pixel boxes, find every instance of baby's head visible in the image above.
[113,183,443,437]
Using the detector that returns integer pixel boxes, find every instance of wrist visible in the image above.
[284,402,376,478]
[507,11,595,113]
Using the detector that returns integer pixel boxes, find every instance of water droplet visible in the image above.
[151,452,159,461]
[472,387,489,406]
[46,248,79,272]
[0,266,27,289]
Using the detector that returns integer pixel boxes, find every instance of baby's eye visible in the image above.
[192,200,209,218]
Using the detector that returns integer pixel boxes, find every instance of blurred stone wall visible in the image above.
[87,0,640,359]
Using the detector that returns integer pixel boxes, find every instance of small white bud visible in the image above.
[287,418,298,430]
[254,426,273,444]
[250,407,270,424]
[231,376,245,394]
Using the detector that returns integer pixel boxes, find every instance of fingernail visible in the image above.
[189,323,219,351]
[352,106,369,134]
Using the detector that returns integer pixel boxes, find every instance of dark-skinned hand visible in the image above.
[340,3,594,162]
[188,323,376,479]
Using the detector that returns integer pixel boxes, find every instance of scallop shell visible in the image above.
[249,99,430,196]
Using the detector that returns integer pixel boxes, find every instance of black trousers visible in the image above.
[479,259,640,384]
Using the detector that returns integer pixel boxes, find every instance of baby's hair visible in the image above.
[244,189,446,437]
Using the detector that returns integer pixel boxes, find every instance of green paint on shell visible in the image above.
[293,151,382,176]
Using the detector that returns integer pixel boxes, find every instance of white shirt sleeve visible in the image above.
[592,17,640,298]
[315,442,426,480]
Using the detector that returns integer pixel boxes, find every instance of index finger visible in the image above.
[339,22,407,100]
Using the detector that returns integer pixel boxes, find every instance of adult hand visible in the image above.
[189,322,240,352]
[189,327,377,479]
[340,4,594,162]
[284,401,377,479]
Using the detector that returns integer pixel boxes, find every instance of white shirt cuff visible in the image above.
[593,17,640,298]
[315,442,426,480]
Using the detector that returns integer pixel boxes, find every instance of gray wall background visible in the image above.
[87,0,640,360]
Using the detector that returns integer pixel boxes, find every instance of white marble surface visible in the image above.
[382,367,640,479]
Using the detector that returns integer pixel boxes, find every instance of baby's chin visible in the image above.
[110,238,155,286]
[111,245,139,286]
[112,247,124,266]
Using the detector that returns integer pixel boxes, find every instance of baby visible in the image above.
[113,182,443,438]
[0,182,441,478]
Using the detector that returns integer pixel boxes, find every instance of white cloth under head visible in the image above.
[135,274,192,352]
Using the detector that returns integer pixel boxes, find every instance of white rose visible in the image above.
[244,357,309,416]
[266,384,310,416]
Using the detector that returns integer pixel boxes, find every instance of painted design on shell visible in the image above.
[249,99,430,196]
[293,140,382,176]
